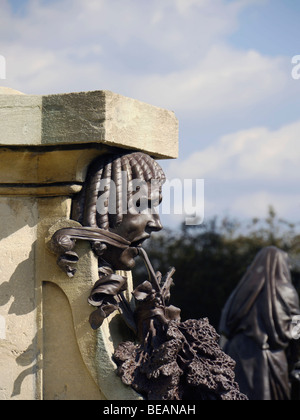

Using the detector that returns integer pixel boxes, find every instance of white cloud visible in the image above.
[168,120,300,182]
[1,0,242,56]
[165,119,300,222]
[232,191,300,219]
[130,45,287,114]
[0,0,287,116]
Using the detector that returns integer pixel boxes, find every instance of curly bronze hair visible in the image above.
[72,152,166,230]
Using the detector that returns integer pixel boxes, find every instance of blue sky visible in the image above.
[231,0,300,56]
[1,0,300,228]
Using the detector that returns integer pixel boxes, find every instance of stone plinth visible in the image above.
[0,88,178,400]
[0,90,178,158]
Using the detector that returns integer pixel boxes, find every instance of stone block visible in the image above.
[0,90,178,159]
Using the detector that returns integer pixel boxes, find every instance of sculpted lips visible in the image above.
[130,235,151,248]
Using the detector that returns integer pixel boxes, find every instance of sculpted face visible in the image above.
[102,182,163,270]
[72,152,166,270]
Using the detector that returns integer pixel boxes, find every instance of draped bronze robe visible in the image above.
[219,247,300,400]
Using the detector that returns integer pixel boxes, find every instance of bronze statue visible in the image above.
[51,151,247,400]
[219,246,300,400]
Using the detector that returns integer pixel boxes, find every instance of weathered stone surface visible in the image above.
[0,147,109,197]
[0,197,40,400]
[0,90,178,159]
[40,202,141,400]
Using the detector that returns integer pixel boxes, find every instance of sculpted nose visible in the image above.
[147,214,163,233]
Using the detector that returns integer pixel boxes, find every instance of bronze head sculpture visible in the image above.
[72,152,165,270]
[219,246,300,400]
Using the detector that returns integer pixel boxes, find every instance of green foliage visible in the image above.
[133,207,300,329]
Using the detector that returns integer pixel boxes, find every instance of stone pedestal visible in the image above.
[0,88,178,400]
